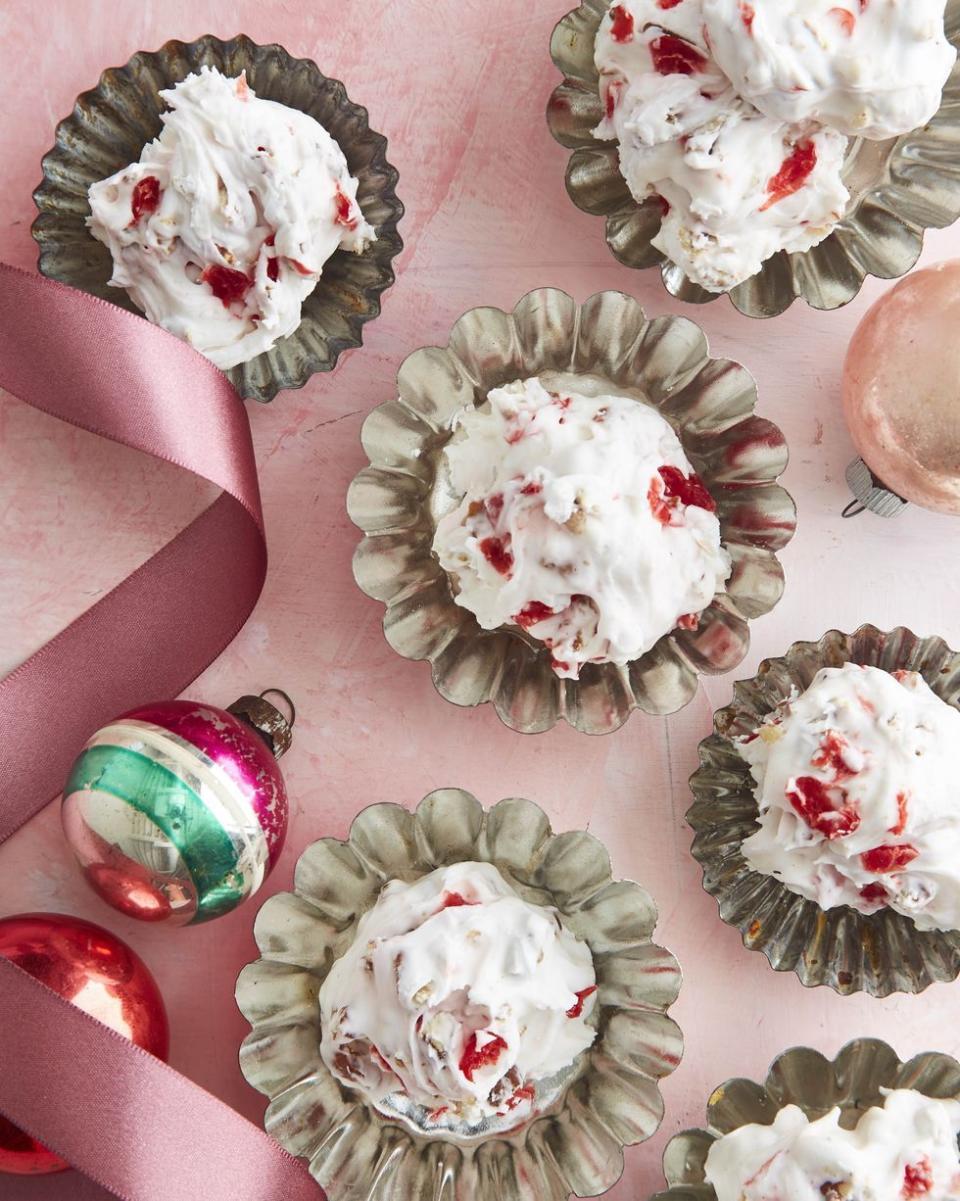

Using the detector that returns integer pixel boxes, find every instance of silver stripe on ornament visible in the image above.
[69,721,270,905]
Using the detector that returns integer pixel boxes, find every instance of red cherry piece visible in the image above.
[658,465,716,512]
[604,78,622,119]
[829,6,855,34]
[760,140,817,211]
[334,184,359,232]
[649,34,708,76]
[514,602,555,630]
[609,4,635,42]
[505,1084,537,1110]
[890,791,909,837]
[520,480,543,496]
[485,493,505,523]
[861,844,919,874]
[810,730,858,782]
[677,613,700,630]
[903,1159,933,1199]
[439,891,476,909]
[565,985,597,1019]
[371,1047,394,1075]
[648,475,674,525]
[130,176,161,223]
[263,233,280,282]
[859,882,888,904]
[658,0,683,7]
[740,1,755,32]
[201,264,252,308]
[459,1032,508,1082]
[787,776,861,839]
[480,536,514,576]
[551,659,571,673]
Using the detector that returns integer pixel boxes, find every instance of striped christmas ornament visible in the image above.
[61,693,292,925]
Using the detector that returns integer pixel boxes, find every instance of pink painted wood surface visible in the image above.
[2,1,960,1196]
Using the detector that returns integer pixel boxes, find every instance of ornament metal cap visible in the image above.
[843,457,908,518]
[227,689,295,759]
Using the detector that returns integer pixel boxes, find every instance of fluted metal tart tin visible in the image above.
[236,788,683,1201]
[32,34,404,402]
[347,287,796,735]
[652,1039,960,1201]
[547,1,960,318]
[688,624,960,997]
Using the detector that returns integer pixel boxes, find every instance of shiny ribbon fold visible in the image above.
[0,264,321,1200]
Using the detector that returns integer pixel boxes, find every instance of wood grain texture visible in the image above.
[1,1,959,1196]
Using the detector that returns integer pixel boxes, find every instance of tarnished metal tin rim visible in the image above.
[32,33,404,401]
[347,286,796,734]
[688,623,960,996]
[236,788,684,1201]
[653,1039,960,1201]
[547,0,960,318]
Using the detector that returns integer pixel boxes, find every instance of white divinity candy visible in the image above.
[705,1089,960,1201]
[738,663,960,932]
[703,0,956,140]
[618,105,847,294]
[432,377,731,680]
[592,0,736,146]
[593,0,848,292]
[318,862,597,1126]
[87,67,374,370]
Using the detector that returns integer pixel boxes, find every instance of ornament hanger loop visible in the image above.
[259,687,296,729]
[841,499,867,519]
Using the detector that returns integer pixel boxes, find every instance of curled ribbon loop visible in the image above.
[0,264,321,1200]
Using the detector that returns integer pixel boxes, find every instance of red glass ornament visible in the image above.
[0,913,169,1175]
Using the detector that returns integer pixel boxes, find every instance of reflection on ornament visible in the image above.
[0,913,168,1175]
[843,261,960,517]
[62,691,293,926]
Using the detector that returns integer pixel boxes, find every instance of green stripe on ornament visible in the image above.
[65,744,247,923]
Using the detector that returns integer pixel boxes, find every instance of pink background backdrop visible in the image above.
[2,1,959,1197]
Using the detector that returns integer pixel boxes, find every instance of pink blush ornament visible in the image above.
[61,692,293,926]
[843,261,960,517]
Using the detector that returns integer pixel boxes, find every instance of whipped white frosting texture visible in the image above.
[593,0,953,291]
[738,663,960,932]
[87,67,374,369]
[432,377,731,680]
[318,862,597,1126]
[705,1090,960,1201]
[703,0,956,139]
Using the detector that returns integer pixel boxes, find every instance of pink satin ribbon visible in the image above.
[0,263,321,1199]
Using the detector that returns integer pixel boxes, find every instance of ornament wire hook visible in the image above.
[841,499,866,519]
[260,688,296,729]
